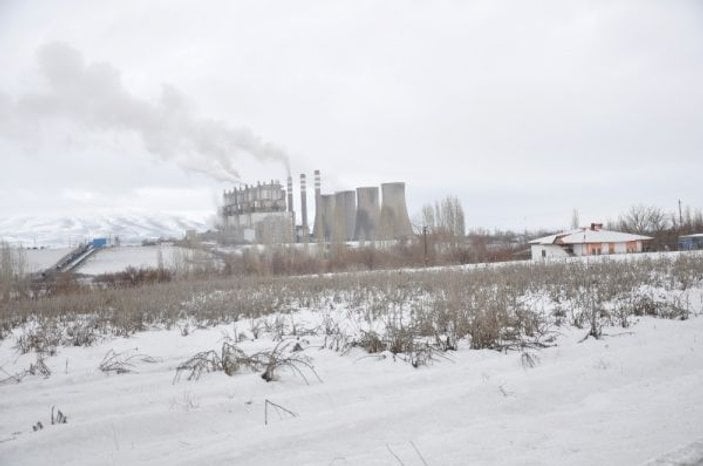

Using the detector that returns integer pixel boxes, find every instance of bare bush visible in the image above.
[258,340,322,384]
[174,350,221,382]
[174,340,321,385]
[1,252,701,363]
[94,267,173,287]
[15,322,61,355]
[356,330,385,353]
[0,355,51,385]
[99,349,159,374]
[29,356,52,378]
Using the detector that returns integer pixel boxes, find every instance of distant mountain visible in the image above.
[0,212,212,248]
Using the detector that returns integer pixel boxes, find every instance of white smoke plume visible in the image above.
[0,42,290,182]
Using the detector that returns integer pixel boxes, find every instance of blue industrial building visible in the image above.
[91,238,108,249]
[678,233,703,250]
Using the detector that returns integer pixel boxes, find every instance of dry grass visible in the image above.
[99,349,160,374]
[1,254,701,368]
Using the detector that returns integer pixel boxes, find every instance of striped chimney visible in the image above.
[300,173,308,231]
[287,175,295,225]
[313,170,323,241]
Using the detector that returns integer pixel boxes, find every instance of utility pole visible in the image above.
[678,199,683,229]
[423,225,429,267]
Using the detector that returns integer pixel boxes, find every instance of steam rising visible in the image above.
[2,42,290,182]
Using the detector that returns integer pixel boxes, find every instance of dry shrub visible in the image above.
[2,252,701,357]
[174,350,221,382]
[15,321,61,355]
[174,340,321,384]
[99,349,159,374]
[0,354,51,385]
[258,340,321,383]
[94,267,173,287]
[357,330,385,353]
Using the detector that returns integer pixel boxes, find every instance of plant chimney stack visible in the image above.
[300,173,308,235]
[287,176,295,226]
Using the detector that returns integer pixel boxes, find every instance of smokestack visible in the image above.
[314,170,321,196]
[313,170,324,242]
[354,186,381,242]
[379,182,413,240]
[287,175,295,226]
[300,173,308,238]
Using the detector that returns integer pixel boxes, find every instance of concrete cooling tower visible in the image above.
[353,186,381,242]
[309,170,413,243]
[334,191,356,242]
[316,194,336,242]
[379,182,413,240]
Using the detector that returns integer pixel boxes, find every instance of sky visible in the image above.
[0,0,702,232]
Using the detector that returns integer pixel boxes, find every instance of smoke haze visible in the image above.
[1,1,701,229]
[1,42,290,182]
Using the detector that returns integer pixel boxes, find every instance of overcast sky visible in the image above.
[1,0,701,231]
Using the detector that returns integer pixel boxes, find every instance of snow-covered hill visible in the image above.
[0,213,212,248]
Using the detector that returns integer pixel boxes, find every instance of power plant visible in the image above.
[220,180,293,244]
[220,170,414,244]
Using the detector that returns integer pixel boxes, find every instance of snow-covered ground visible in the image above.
[5,244,216,276]
[76,245,206,276]
[528,249,703,265]
[1,313,701,465]
[22,248,72,274]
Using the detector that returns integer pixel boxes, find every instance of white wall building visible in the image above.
[530,223,652,260]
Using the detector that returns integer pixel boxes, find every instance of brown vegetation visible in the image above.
[1,252,700,365]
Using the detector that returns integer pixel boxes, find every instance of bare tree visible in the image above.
[418,196,467,263]
[420,204,436,231]
[617,205,669,235]
[0,241,28,301]
[423,196,465,239]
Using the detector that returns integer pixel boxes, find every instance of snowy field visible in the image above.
[22,248,72,273]
[76,245,208,276]
[6,244,215,276]
[2,254,703,465]
[0,314,702,465]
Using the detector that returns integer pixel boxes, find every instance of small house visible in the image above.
[530,223,652,260]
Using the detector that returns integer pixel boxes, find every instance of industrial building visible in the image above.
[220,180,293,244]
[678,233,703,250]
[220,170,414,245]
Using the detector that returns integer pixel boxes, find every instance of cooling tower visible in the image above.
[333,190,356,242]
[354,186,381,242]
[318,194,336,242]
[379,182,413,240]
[300,174,308,234]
